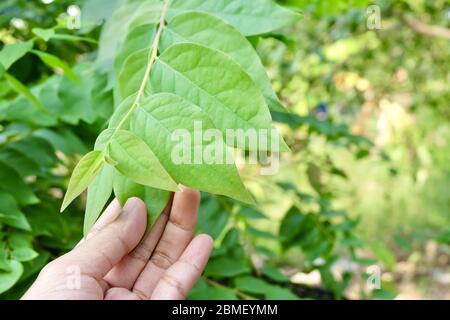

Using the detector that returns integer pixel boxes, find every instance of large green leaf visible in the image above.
[32,28,97,44]
[4,73,45,113]
[113,170,145,206]
[0,260,23,295]
[131,93,253,203]
[9,136,56,169]
[169,0,301,36]
[34,128,87,156]
[0,41,33,70]
[107,130,179,191]
[113,171,170,227]
[189,278,238,300]
[84,164,114,235]
[108,94,137,130]
[8,232,39,262]
[0,148,41,177]
[144,187,170,226]
[265,286,299,300]
[234,276,273,294]
[150,43,286,151]
[161,11,284,112]
[31,50,78,81]
[115,24,156,75]
[97,0,160,73]
[118,48,151,99]
[61,150,105,212]
[0,163,39,205]
[205,256,251,278]
[57,64,97,125]
[0,191,31,231]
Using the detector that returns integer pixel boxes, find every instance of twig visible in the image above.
[402,14,450,41]
[115,0,171,131]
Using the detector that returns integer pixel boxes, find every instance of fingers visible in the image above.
[103,195,174,288]
[86,199,122,239]
[76,199,122,247]
[132,187,200,299]
[57,198,147,280]
[150,234,213,300]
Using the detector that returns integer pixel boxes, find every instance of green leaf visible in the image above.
[113,172,170,227]
[33,27,98,44]
[61,150,105,212]
[265,286,298,300]
[8,232,39,262]
[84,164,114,235]
[144,187,170,226]
[0,163,39,205]
[107,130,179,191]
[0,243,9,271]
[97,0,160,77]
[370,242,397,271]
[197,198,229,239]
[131,93,253,203]
[31,50,78,81]
[279,207,305,242]
[246,226,278,239]
[261,265,290,282]
[189,278,237,300]
[372,289,397,300]
[234,276,272,294]
[53,34,98,44]
[0,260,23,295]
[118,48,150,99]
[113,170,145,206]
[4,73,46,113]
[108,94,137,129]
[36,75,64,116]
[94,128,115,150]
[19,251,51,283]
[162,11,284,112]
[91,71,114,119]
[205,256,251,278]
[169,0,301,36]
[0,148,41,177]
[151,43,286,151]
[115,24,156,75]
[57,64,97,124]
[34,129,87,156]
[0,41,33,70]
[0,192,31,231]
[0,96,55,126]
[9,135,56,169]
[238,206,267,220]
[32,28,55,41]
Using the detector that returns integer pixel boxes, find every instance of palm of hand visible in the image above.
[22,189,213,300]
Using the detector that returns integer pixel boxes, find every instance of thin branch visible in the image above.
[115,0,170,131]
[402,14,450,41]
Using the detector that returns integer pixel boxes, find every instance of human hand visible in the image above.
[22,188,213,300]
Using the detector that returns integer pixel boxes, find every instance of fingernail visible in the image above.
[121,197,142,219]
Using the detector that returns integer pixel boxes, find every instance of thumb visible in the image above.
[59,197,147,279]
